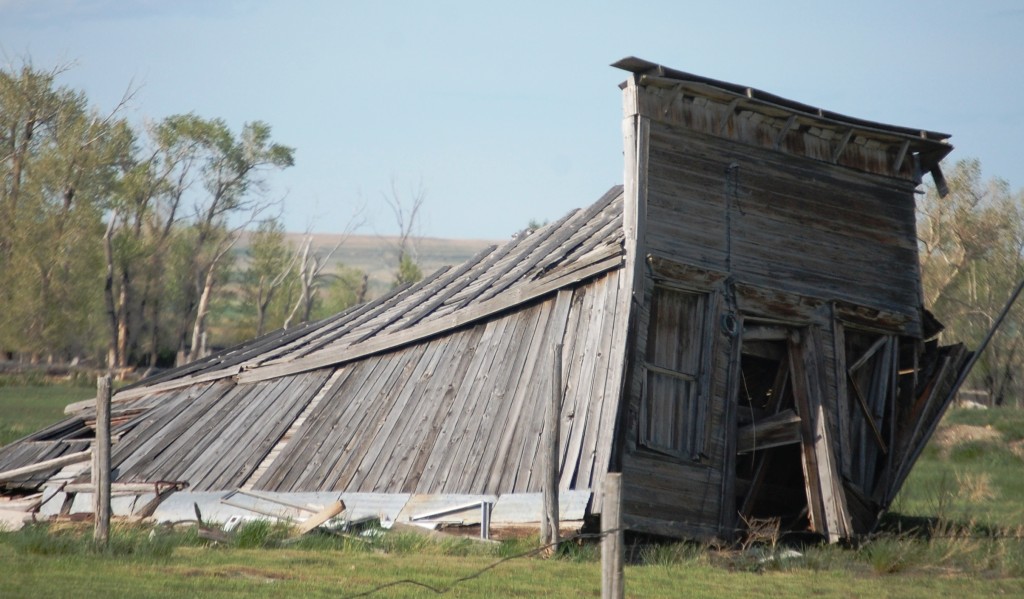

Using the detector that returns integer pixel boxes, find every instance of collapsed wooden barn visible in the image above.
[0,58,969,542]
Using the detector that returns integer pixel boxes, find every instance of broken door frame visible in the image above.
[732,319,851,542]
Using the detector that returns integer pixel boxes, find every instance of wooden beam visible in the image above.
[736,409,802,454]
[773,115,797,150]
[0,450,92,482]
[892,139,911,173]
[717,97,742,136]
[831,129,854,164]
[601,473,624,599]
[848,335,887,373]
[94,375,112,545]
[846,372,888,454]
[541,343,562,549]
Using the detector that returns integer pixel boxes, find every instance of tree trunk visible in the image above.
[187,266,216,363]
[102,216,119,369]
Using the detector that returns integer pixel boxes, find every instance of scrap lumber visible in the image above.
[0,450,92,482]
[295,500,346,535]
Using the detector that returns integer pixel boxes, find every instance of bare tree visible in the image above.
[284,209,365,328]
[383,178,425,287]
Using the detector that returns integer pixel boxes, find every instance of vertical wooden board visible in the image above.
[256,359,379,491]
[437,312,524,493]
[181,376,298,488]
[554,277,608,490]
[502,294,584,494]
[412,317,506,492]
[461,300,553,492]
[454,304,542,491]
[392,328,480,492]
[809,327,852,539]
[575,274,625,490]
[787,332,826,535]
[201,370,333,490]
[420,316,513,493]
[168,378,294,485]
[353,338,451,491]
[833,320,853,480]
[552,285,590,485]
[317,352,427,490]
[483,292,572,493]
[279,355,394,491]
[585,272,630,499]
[111,382,231,479]
[252,365,356,491]
[320,349,422,491]
[485,305,552,493]
[343,341,447,489]
[242,366,346,490]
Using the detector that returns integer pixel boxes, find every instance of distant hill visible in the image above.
[235,233,501,297]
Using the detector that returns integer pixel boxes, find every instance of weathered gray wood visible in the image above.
[355,339,452,491]
[0,450,91,482]
[736,409,801,454]
[541,343,562,548]
[452,306,540,492]
[601,472,624,599]
[477,297,562,493]
[588,272,631,505]
[94,375,112,545]
[238,247,624,384]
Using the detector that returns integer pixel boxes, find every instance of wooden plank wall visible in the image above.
[251,270,628,497]
[619,268,734,539]
[644,118,922,337]
[105,372,333,491]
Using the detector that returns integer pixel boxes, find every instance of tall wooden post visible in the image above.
[94,375,112,545]
[541,343,562,549]
[601,473,623,599]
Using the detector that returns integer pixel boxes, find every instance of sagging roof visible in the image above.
[96,186,625,403]
[3,188,627,496]
[613,56,953,188]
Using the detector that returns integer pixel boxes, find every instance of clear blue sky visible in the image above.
[2,1,1021,240]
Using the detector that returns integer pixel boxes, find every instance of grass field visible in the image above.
[1,384,1023,598]
[0,384,93,446]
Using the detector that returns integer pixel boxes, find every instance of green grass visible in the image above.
[892,406,1024,528]
[1,523,1021,598]
[1,394,1023,598]
[0,384,93,446]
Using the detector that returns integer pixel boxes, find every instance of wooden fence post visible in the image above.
[541,343,562,550]
[601,472,623,599]
[94,375,112,545]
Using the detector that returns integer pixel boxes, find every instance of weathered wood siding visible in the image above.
[615,65,944,539]
[619,266,735,539]
[107,372,332,491]
[254,270,627,496]
[644,118,922,336]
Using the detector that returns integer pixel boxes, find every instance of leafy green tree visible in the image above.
[146,115,294,363]
[0,61,132,361]
[918,159,1024,406]
[241,217,296,336]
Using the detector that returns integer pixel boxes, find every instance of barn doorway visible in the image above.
[733,322,846,540]
[734,323,808,533]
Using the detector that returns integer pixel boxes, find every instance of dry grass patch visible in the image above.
[932,424,1002,458]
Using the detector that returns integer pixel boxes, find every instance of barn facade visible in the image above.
[0,59,969,541]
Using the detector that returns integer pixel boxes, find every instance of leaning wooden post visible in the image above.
[94,375,112,545]
[541,343,562,550]
[601,472,623,599]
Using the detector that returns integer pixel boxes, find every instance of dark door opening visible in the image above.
[734,325,810,532]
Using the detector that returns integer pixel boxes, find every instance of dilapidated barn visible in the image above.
[0,58,970,542]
